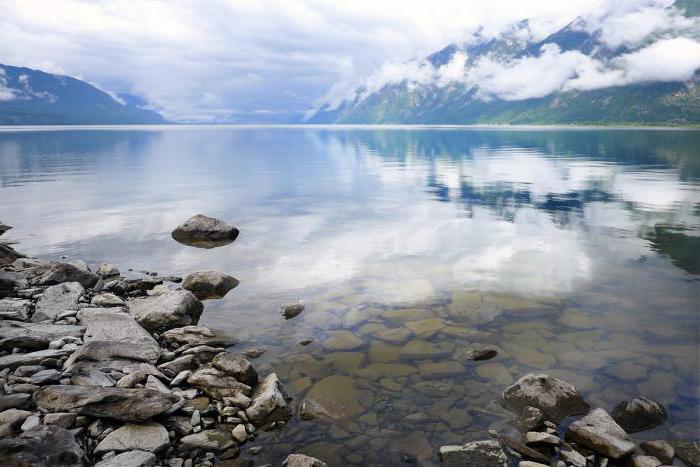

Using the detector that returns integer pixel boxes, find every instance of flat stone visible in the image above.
[0,320,84,341]
[30,368,62,384]
[475,362,513,384]
[129,290,203,332]
[43,412,77,428]
[245,373,292,425]
[322,331,363,351]
[372,326,412,344]
[171,214,239,248]
[0,425,87,467]
[630,456,662,467]
[95,450,157,467]
[91,293,125,307]
[400,339,453,360]
[418,361,465,376]
[611,396,667,433]
[32,282,84,322]
[404,318,445,337]
[179,429,235,451]
[283,453,328,467]
[0,298,30,320]
[0,393,31,411]
[0,348,74,370]
[502,435,551,464]
[161,325,238,348]
[368,342,402,363]
[97,263,120,278]
[502,373,589,423]
[34,385,180,422]
[355,363,417,379]
[322,352,364,371]
[673,440,700,467]
[640,440,674,464]
[439,440,508,466]
[566,408,635,459]
[187,366,251,399]
[302,375,362,420]
[182,271,239,300]
[523,431,560,446]
[212,352,258,386]
[94,422,169,455]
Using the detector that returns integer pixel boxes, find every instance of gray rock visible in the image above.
[94,450,157,467]
[0,319,84,341]
[129,290,203,332]
[522,431,560,446]
[0,298,31,320]
[502,435,550,464]
[20,414,40,431]
[179,428,235,451]
[438,440,509,466]
[212,352,258,386]
[0,424,87,466]
[283,453,328,467]
[0,221,11,236]
[457,346,498,361]
[116,371,148,388]
[170,370,192,387]
[182,271,239,300]
[144,375,171,393]
[161,325,237,348]
[515,406,544,431]
[673,440,700,467]
[281,303,305,320]
[187,366,251,399]
[171,214,239,248]
[566,408,635,459]
[91,293,126,307]
[94,422,169,455]
[629,456,662,467]
[97,263,120,278]
[34,385,180,422]
[231,423,247,443]
[0,408,32,427]
[611,396,667,433]
[502,373,589,423]
[0,335,49,352]
[245,373,292,425]
[519,463,548,467]
[640,440,674,464]
[0,269,24,298]
[30,368,62,384]
[15,259,99,289]
[43,412,77,428]
[32,282,84,322]
[0,393,31,411]
[158,355,198,378]
[558,443,586,467]
[68,260,90,272]
[0,348,74,370]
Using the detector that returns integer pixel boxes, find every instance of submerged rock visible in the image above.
[454,346,498,362]
[32,282,84,322]
[438,440,509,466]
[129,290,203,332]
[182,271,239,300]
[34,385,180,422]
[611,396,667,433]
[0,425,87,467]
[322,331,363,351]
[171,214,239,248]
[502,373,589,423]
[302,375,363,420]
[283,453,328,467]
[566,408,636,459]
[281,303,305,319]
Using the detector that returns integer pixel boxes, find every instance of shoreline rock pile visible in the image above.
[0,219,326,467]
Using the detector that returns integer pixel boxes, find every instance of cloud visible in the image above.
[0,68,17,101]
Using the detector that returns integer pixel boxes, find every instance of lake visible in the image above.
[1,125,698,465]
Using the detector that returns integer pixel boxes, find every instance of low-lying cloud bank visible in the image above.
[321,0,700,109]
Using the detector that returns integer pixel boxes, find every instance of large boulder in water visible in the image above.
[182,271,239,299]
[502,373,589,423]
[171,214,239,248]
[611,396,667,433]
[129,290,203,332]
[0,425,88,466]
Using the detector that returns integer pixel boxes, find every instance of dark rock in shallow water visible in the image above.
[129,290,203,332]
[0,425,88,467]
[438,440,509,466]
[34,385,180,422]
[281,303,305,319]
[182,271,239,300]
[566,408,635,460]
[611,396,667,433]
[502,373,589,423]
[171,214,239,248]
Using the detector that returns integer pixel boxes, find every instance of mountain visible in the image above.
[0,64,166,125]
[309,4,700,126]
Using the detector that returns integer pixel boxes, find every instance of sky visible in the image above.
[0,0,697,122]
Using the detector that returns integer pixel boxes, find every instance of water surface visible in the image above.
[1,126,698,465]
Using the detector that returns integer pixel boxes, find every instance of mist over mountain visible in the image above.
[309,1,700,125]
[0,64,165,125]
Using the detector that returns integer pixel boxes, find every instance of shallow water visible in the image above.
[1,126,698,465]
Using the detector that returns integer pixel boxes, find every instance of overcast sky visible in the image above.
[0,0,696,122]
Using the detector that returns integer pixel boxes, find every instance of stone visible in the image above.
[673,440,700,467]
[0,393,31,411]
[145,375,171,393]
[610,396,667,433]
[0,319,84,342]
[0,408,32,427]
[212,352,258,386]
[187,367,252,399]
[0,269,23,298]
[94,422,170,455]
[30,368,62,384]
[182,271,239,300]
[558,443,586,467]
[15,259,99,288]
[475,362,512,384]
[91,293,126,307]
[400,339,453,360]
[523,431,560,446]
[438,440,509,466]
[640,440,674,464]
[283,453,328,467]
[515,406,544,431]
[404,318,445,337]
[34,385,180,422]
[97,263,120,278]
[302,375,362,420]
[171,214,239,248]
[43,412,77,428]
[418,361,465,376]
[95,450,157,467]
[179,429,235,451]
[0,348,74,369]
[281,303,305,319]
[373,326,412,344]
[129,290,203,332]
[20,414,41,431]
[629,456,662,467]
[231,423,247,443]
[355,363,417,379]
[502,373,589,423]
[242,347,265,359]
[502,435,550,464]
[566,408,635,459]
[161,325,237,348]
[245,373,292,425]
[519,463,548,467]
[32,282,84,322]
[0,298,30,320]
[322,331,363,351]
[0,425,87,466]
[454,346,498,362]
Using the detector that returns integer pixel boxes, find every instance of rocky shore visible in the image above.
[0,217,698,467]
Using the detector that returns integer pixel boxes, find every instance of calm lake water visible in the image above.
[1,126,699,465]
